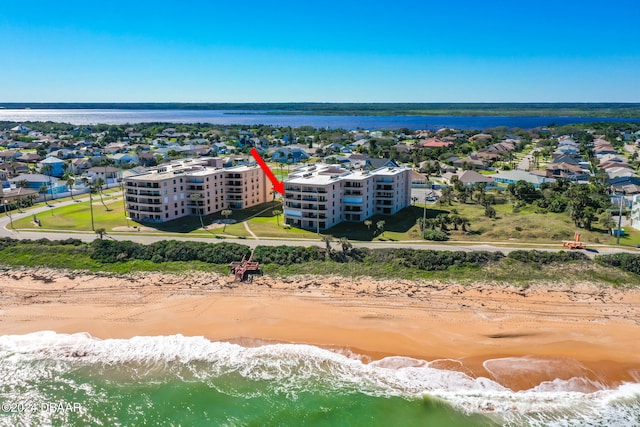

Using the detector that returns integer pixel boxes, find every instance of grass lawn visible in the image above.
[437,200,623,245]
[9,186,639,248]
[12,198,129,231]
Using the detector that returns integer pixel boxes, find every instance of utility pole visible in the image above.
[5,201,13,230]
[616,193,624,245]
[423,194,428,234]
[89,186,95,231]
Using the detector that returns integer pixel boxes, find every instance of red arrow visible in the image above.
[250,148,284,194]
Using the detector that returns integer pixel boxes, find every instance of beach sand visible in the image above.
[1,269,639,391]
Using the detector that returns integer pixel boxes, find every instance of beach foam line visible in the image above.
[1,331,639,424]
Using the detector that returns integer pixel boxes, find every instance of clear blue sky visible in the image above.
[1,0,639,102]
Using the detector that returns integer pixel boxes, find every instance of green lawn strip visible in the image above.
[12,199,129,231]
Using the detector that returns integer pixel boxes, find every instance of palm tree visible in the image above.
[364,219,373,232]
[190,193,205,229]
[82,177,95,231]
[95,177,110,210]
[272,209,282,226]
[66,176,76,200]
[321,234,334,256]
[339,237,352,254]
[95,228,106,240]
[41,164,55,201]
[39,185,49,206]
[221,209,232,231]
[376,220,386,237]
[411,196,418,206]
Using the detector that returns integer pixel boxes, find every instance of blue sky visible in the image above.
[1,0,639,102]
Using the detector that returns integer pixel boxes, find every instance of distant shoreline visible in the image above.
[2,102,640,118]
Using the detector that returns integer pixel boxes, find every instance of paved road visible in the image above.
[0,193,637,258]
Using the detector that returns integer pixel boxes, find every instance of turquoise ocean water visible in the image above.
[0,332,639,426]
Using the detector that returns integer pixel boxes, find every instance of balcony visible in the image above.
[376,185,393,191]
[138,207,162,213]
[137,198,162,205]
[343,190,362,196]
[188,185,204,191]
[138,190,161,197]
[302,213,326,219]
[344,206,362,212]
[226,180,243,186]
[376,192,394,198]
[285,202,302,209]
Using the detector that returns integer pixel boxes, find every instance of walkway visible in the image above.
[0,193,637,258]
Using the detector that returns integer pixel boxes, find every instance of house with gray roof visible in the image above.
[491,170,555,188]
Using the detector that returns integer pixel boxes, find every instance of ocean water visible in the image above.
[1,333,639,426]
[1,109,640,130]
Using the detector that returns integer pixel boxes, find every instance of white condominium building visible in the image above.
[283,163,411,231]
[124,158,269,223]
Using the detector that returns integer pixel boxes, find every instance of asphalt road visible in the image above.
[0,193,636,258]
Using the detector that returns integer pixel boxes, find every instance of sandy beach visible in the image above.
[1,268,639,391]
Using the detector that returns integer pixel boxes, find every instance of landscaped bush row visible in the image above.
[595,253,640,276]
[368,249,504,271]
[507,250,590,264]
[13,238,640,278]
[90,240,251,264]
[0,237,84,251]
[88,239,507,272]
[252,245,326,264]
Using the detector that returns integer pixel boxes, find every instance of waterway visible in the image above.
[2,109,640,130]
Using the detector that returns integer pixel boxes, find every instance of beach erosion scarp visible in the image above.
[1,268,639,391]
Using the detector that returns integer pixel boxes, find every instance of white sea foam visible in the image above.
[1,332,639,425]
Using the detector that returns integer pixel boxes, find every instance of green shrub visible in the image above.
[423,230,449,241]
[370,249,504,271]
[508,250,589,264]
[595,253,640,276]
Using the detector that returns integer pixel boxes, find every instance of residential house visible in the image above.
[422,139,454,149]
[9,173,67,196]
[0,150,21,162]
[364,158,399,170]
[1,187,39,205]
[456,170,495,188]
[16,152,41,164]
[85,166,123,184]
[452,154,488,170]
[108,153,139,166]
[10,125,30,133]
[411,171,429,188]
[545,163,589,181]
[38,156,66,177]
[491,170,555,188]
[70,158,92,174]
[270,147,310,163]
